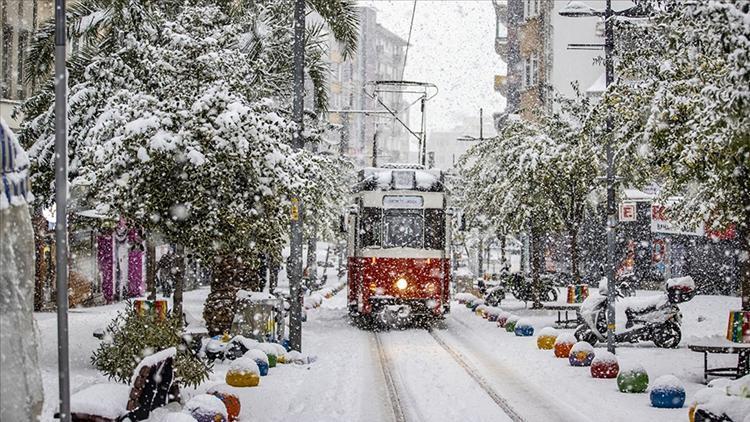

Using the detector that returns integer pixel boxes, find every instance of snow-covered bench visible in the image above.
[59,347,178,421]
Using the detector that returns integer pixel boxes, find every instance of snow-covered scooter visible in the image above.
[575,276,696,348]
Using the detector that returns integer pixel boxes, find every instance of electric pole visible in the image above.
[288,0,305,352]
[54,0,71,419]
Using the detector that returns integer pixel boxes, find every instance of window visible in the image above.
[360,207,382,247]
[383,209,423,248]
[524,0,540,19]
[424,209,445,250]
[523,53,539,89]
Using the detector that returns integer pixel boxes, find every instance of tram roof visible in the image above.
[354,166,445,192]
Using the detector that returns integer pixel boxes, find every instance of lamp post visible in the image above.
[54,0,71,419]
[288,0,305,353]
[559,0,619,354]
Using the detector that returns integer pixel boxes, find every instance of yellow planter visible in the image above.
[226,371,260,387]
[537,335,556,350]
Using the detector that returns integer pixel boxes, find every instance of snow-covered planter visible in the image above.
[649,375,686,408]
[689,375,750,422]
[207,386,241,422]
[554,333,577,358]
[504,315,520,333]
[243,349,270,376]
[568,342,595,367]
[590,350,619,378]
[286,350,316,365]
[496,311,511,328]
[225,358,261,387]
[470,298,485,311]
[536,327,558,350]
[485,306,502,322]
[617,365,649,393]
[514,319,534,336]
[455,292,477,305]
[304,293,324,310]
[475,304,489,318]
[256,343,280,367]
[184,394,228,422]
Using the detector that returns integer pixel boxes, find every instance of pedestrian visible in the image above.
[0,118,43,420]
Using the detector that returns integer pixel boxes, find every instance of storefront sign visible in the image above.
[650,204,703,236]
[619,202,637,222]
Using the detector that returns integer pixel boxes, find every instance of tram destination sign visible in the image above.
[383,195,424,209]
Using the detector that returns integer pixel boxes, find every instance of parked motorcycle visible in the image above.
[575,276,696,348]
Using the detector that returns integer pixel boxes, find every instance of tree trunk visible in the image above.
[32,210,47,311]
[173,244,185,322]
[530,225,544,309]
[499,233,507,269]
[477,238,483,278]
[146,237,156,300]
[306,224,318,282]
[569,226,580,283]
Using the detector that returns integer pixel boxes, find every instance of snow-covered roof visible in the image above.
[357,166,444,192]
[622,188,655,201]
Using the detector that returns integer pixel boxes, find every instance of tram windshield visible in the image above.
[383,210,423,248]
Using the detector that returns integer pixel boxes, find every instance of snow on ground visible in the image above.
[35,275,743,421]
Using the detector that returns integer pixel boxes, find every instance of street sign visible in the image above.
[618,202,637,222]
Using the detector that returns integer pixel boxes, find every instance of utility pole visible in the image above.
[288,0,305,353]
[559,0,634,354]
[603,0,617,355]
[54,0,71,420]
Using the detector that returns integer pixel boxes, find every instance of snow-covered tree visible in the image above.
[21,3,357,331]
[609,0,750,309]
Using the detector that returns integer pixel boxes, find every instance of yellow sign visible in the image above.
[290,198,299,221]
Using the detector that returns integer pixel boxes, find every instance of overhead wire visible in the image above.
[401,0,418,80]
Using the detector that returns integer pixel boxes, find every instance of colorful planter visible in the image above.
[514,319,534,336]
[726,310,750,343]
[650,375,685,408]
[536,327,558,350]
[209,390,241,422]
[568,342,595,367]
[590,351,619,378]
[617,366,649,393]
[184,394,228,422]
[567,284,589,304]
[554,333,576,358]
[226,358,261,387]
[505,316,519,333]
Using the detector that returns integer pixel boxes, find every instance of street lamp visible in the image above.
[559,0,619,354]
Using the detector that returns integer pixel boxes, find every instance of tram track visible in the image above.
[374,332,408,422]
[427,327,526,422]
[373,326,523,422]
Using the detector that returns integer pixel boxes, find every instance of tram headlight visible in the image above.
[395,278,408,290]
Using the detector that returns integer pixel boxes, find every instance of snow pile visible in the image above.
[228,357,260,376]
[570,341,594,354]
[162,412,198,422]
[256,343,280,357]
[515,318,533,328]
[591,350,617,364]
[286,350,316,365]
[130,347,176,383]
[485,307,502,317]
[538,327,558,337]
[230,335,260,351]
[455,292,478,303]
[70,384,131,419]
[665,276,695,290]
[183,394,228,421]
[651,375,684,392]
[555,333,577,345]
[243,349,269,365]
[236,290,276,302]
[304,293,324,309]
[691,375,750,421]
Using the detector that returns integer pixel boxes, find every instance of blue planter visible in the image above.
[650,387,685,408]
[514,325,534,336]
[255,359,269,376]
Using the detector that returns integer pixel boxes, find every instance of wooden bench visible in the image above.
[541,303,582,328]
[688,338,750,383]
[59,348,178,421]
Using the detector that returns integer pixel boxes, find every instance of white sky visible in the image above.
[359,1,507,134]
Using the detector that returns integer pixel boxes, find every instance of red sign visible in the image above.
[619,202,637,222]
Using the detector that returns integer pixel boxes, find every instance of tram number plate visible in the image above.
[383,195,423,209]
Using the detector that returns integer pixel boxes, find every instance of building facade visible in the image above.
[1,0,54,130]
[326,7,412,166]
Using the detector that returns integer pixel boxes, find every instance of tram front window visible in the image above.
[383,210,423,248]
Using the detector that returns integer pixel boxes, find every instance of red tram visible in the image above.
[345,165,452,326]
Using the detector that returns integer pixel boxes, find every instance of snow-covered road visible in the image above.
[35,281,741,421]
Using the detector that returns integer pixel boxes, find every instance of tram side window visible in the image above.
[360,207,382,247]
[383,210,424,248]
[424,209,445,250]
